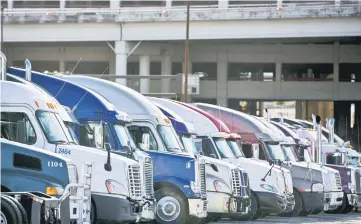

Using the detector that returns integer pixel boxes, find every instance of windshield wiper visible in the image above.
[262,161,275,182]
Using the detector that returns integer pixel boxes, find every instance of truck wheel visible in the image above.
[231,191,259,221]
[5,195,28,224]
[91,199,97,224]
[155,187,188,224]
[1,195,22,224]
[281,190,302,217]
[311,208,323,215]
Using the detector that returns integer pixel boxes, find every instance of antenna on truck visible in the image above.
[70,58,82,75]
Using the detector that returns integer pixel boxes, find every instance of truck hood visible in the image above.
[284,161,323,183]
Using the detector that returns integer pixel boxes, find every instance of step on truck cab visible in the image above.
[270,118,344,213]
[1,139,92,224]
[55,75,208,224]
[8,67,155,222]
[6,66,145,223]
[192,103,295,216]
[150,99,250,221]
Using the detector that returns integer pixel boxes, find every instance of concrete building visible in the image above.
[1,0,361,145]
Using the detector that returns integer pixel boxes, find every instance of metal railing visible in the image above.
[2,1,360,23]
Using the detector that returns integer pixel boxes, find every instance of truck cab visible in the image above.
[54,75,208,224]
[270,119,344,213]
[151,99,250,221]
[192,103,295,216]
[0,139,91,223]
[6,67,148,224]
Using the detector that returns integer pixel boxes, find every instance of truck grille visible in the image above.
[355,170,361,193]
[199,162,207,199]
[335,173,342,189]
[243,171,250,196]
[231,169,241,196]
[144,159,154,199]
[128,165,142,199]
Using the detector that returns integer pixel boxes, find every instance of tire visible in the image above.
[280,190,303,217]
[155,187,188,224]
[1,195,23,224]
[231,191,259,221]
[260,212,269,218]
[331,193,348,214]
[5,196,28,224]
[91,199,97,224]
[311,208,323,215]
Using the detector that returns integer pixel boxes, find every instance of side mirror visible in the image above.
[209,154,217,159]
[93,126,104,149]
[268,159,274,166]
[16,121,26,143]
[138,133,150,150]
[104,143,112,172]
[252,143,260,159]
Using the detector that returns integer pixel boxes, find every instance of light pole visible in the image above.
[183,1,190,103]
[1,6,4,52]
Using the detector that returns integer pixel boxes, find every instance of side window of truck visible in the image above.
[127,126,158,151]
[79,122,112,149]
[1,112,37,145]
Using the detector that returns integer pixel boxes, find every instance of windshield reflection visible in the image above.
[213,137,236,159]
[266,143,285,161]
[114,124,137,149]
[36,111,69,144]
[281,145,298,162]
[180,134,198,154]
[64,122,79,144]
[157,125,184,152]
[226,139,245,158]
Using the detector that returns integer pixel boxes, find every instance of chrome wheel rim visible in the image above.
[0,211,7,224]
[157,196,181,222]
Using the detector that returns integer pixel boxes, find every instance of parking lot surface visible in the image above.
[213,212,361,224]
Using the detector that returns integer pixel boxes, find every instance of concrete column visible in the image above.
[114,41,129,86]
[277,0,282,8]
[333,41,340,100]
[218,0,228,8]
[335,0,341,7]
[295,101,303,119]
[59,60,65,73]
[110,0,120,9]
[139,55,150,94]
[60,0,65,9]
[161,55,172,94]
[216,51,228,107]
[166,0,172,8]
[7,0,13,9]
[276,62,282,82]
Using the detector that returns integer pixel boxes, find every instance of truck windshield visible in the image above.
[326,153,344,165]
[157,125,184,152]
[266,143,285,161]
[36,110,69,144]
[213,137,236,159]
[226,139,245,158]
[302,147,313,162]
[114,123,137,149]
[281,145,298,162]
[180,134,198,154]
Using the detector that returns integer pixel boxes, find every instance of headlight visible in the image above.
[190,181,200,193]
[311,183,324,193]
[106,179,126,194]
[260,184,278,193]
[214,180,231,193]
[67,164,78,184]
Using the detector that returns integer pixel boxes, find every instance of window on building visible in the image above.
[228,63,275,81]
[192,62,217,80]
[282,63,333,81]
[172,62,183,75]
[65,61,109,75]
[13,1,60,8]
[1,1,8,8]
[229,1,276,5]
[12,61,60,74]
[120,1,165,7]
[150,62,162,75]
[172,1,218,6]
[66,1,110,8]
[1,112,37,145]
[339,63,361,82]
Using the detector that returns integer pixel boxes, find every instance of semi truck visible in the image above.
[6,64,146,224]
[52,75,208,224]
[151,100,250,221]
[149,98,291,220]
[191,103,296,216]
[270,117,344,213]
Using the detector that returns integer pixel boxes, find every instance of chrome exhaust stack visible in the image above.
[0,51,6,80]
[25,59,32,81]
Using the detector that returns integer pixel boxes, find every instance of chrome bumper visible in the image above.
[140,200,156,221]
[188,199,207,218]
[206,192,249,215]
[324,191,343,211]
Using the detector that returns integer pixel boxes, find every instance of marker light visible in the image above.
[46,186,64,196]
[164,118,171,124]
[35,101,39,108]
